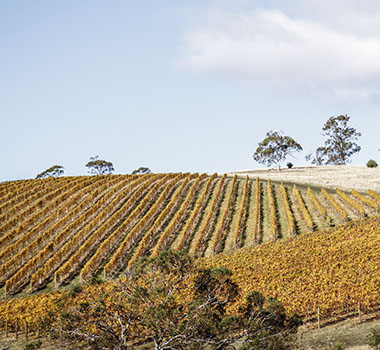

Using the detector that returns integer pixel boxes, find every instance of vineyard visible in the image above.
[202,216,380,321]
[0,172,379,298]
[1,216,380,333]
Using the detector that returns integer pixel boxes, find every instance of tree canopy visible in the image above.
[132,167,152,175]
[57,250,300,350]
[313,114,361,165]
[36,165,64,179]
[85,155,114,175]
[253,131,303,171]
[305,147,327,166]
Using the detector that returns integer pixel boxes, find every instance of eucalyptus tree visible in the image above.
[253,131,303,171]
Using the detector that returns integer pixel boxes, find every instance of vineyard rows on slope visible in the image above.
[0,173,379,296]
[201,216,380,321]
[2,216,380,330]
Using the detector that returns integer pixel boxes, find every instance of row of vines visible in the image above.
[0,174,379,297]
[2,217,380,330]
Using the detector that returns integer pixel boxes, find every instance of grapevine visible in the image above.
[230,175,250,248]
[3,176,132,294]
[293,185,314,231]
[189,174,227,256]
[336,188,365,218]
[321,188,348,222]
[104,175,191,276]
[0,177,102,263]
[267,179,278,242]
[29,174,160,291]
[280,182,296,236]
[173,174,217,251]
[149,174,207,258]
[352,189,379,212]
[252,178,261,244]
[54,174,171,285]
[307,187,327,218]
[368,189,380,203]
[208,175,238,254]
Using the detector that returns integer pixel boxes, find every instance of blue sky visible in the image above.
[1,0,380,181]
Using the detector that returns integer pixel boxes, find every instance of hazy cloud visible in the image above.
[177,1,380,99]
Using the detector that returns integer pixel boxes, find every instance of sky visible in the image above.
[1,0,380,181]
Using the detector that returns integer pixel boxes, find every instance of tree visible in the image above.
[132,167,152,175]
[57,251,300,350]
[36,165,64,179]
[305,147,327,166]
[240,294,301,350]
[311,115,361,165]
[85,155,114,175]
[253,131,303,171]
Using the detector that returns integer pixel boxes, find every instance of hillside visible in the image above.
[233,165,380,192]
[0,171,379,297]
[1,217,380,339]
[201,217,380,322]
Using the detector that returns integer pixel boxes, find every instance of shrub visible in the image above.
[367,327,380,349]
[367,160,378,168]
[287,162,293,169]
[57,251,300,350]
[24,340,42,350]
[333,343,344,350]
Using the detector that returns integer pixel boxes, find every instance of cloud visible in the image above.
[177,2,380,98]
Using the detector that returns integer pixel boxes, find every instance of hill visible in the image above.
[201,217,380,322]
[1,216,380,347]
[233,165,380,192]
[0,171,379,296]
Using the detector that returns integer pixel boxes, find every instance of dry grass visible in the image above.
[0,335,61,350]
[2,318,380,350]
[298,317,380,350]
[230,165,380,192]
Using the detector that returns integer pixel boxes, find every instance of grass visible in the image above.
[232,165,380,192]
[298,316,380,350]
[2,316,380,350]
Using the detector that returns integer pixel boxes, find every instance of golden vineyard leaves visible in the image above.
[2,217,380,329]
[200,217,380,318]
[1,172,380,317]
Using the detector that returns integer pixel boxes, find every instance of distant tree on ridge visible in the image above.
[86,156,114,175]
[307,115,361,165]
[36,165,64,179]
[305,147,327,166]
[253,131,303,171]
[132,167,152,175]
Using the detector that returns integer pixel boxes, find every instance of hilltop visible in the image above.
[232,165,380,192]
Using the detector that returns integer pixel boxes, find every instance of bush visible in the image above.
[333,343,344,350]
[287,162,293,169]
[367,327,380,349]
[24,340,42,350]
[367,160,378,168]
[57,251,300,350]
